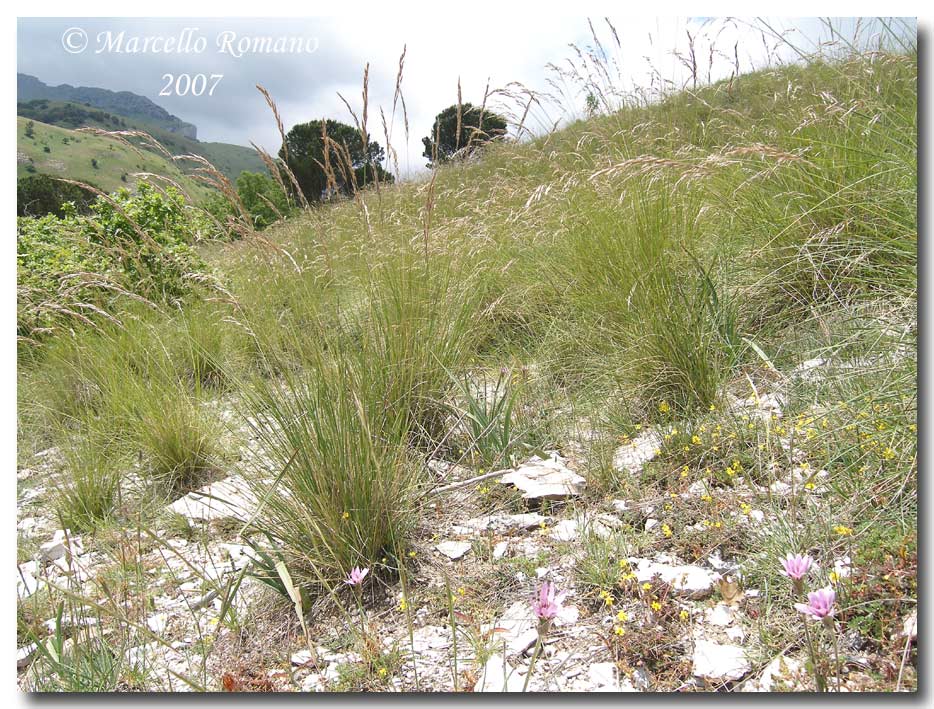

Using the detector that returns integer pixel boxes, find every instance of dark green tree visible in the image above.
[279,119,392,202]
[17,174,97,217]
[421,103,507,167]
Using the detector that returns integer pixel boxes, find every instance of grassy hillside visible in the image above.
[17,102,266,183]
[17,117,214,200]
[16,47,917,693]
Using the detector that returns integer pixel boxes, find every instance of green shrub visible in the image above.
[17,182,212,341]
[89,182,209,300]
[17,174,97,218]
[236,171,291,230]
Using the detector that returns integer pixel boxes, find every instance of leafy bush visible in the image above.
[17,209,113,337]
[236,171,291,229]
[17,182,211,339]
[89,182,209,299]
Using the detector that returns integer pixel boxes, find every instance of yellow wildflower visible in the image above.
[651,601,662,612]
[616,610,629,622]
[658,401,670,414]
[614,625,626,636]
[661,524,672,538]
[834,525,854,536]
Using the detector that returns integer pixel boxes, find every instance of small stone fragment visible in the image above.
[692,639,750,681]
[435,541,472,560]
[499,454,585,500]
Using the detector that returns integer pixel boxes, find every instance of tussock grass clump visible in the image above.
[356,257,483,450]
[244,350,421,590]
[55,429,122,532]
[130,388,220,495]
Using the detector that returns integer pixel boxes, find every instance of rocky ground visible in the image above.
[16,358,917,692]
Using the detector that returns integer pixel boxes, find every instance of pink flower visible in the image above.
[781,553,813,581]
[794,586,836,620]
[531,581,567,621]
[346,567,369,586]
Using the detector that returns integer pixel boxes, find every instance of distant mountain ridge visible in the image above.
[17,73,197,139]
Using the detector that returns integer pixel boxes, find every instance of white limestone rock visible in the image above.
[692,639,751,681]
[901,609,917,641]
[499,454,585,500]
[613,429,662,474]
[17,562,38,599]
[475,653,524,692]
[435,541,472,560]
[452,512,550,536]
[630,557,719,599]
[168,476,258,522]
[486,601,538,655]
[549,519,579,542]
[39,529,82,563]
[742,654,806,692]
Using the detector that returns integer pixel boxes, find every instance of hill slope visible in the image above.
[17,116,211,200]
[17,95,266,183]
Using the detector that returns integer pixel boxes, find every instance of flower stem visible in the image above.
[803,622,826,692]
[826,618,843,692]
[522,632,546,692]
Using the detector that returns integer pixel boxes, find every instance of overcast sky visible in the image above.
[17,16,915,176]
